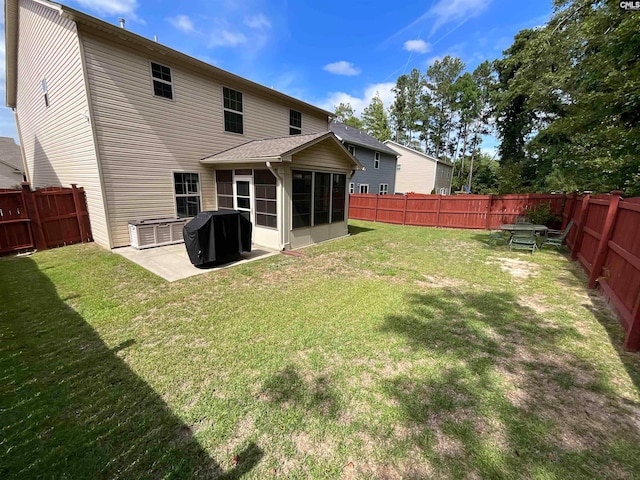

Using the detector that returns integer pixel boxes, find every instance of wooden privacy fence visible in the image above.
[0,183,92,255]
[349,193,565,229]
[561,192,640,351]
[349,191,640,351]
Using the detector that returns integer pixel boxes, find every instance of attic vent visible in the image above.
[119,17,126,29]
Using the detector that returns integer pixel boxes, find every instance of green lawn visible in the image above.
[2,220,640,479]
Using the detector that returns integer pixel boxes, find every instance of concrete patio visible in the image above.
[112,243,279,282]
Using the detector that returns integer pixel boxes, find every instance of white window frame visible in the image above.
[349,183,355,194]
[358,184,369,194]
[348,145,356,156]
[222,86,244,134]
[374,152,380,169]
[173,171,201,218]
[379,183,389,195]
[396,164,401,171]
[150,61,174,101]
[289,109,302,135]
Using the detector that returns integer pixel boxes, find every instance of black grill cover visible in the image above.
[183,210,252,266]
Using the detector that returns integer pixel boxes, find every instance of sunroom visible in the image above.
[201,132,363,250]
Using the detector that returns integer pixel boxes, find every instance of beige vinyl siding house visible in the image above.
[10,0,110,246]
[6,0,360,251]
[384,140,453,195]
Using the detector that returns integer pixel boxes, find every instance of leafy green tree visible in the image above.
[334,103,363,129]
[361,92,392,141]
[390,69,424,145]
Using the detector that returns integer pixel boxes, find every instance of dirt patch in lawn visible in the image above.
[489,257,540,279]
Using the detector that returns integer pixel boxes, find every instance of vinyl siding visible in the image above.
[435,164,453,194]
[386,143,437,194]
[81,30,329,247]
[15,0,108,247]
[291,139,353,172]
[348,147,397,194]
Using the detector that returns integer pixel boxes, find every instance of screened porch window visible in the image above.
[254,169,277,228]
[216,170,234,209]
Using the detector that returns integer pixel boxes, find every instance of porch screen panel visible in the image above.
[254,170,277,228]
[314,172,331,225]
[331,174,346,222]
[216,170,234,209]
[292,170,312,229]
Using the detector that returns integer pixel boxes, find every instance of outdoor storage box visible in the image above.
[128,217,188,249]
[183,210,252,267]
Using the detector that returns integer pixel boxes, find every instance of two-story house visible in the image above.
[383,140,453,195]
[5,0,362,251]
[0,137,24,188]
[329,122,398,195]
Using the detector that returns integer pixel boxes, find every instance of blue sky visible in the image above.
[1,0,553,154]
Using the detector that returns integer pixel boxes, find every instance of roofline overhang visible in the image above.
[200,156,284,165]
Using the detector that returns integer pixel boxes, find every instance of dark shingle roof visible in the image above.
[330,122,398,156]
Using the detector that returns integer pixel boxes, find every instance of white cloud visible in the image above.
[72,0,142,22]
[323,61,361,76]
[318,82,396,117]
[244,14,271,30]
[209,30,247,48]
[167,15,195,34]
[403,39,431,54]
[427,0,492,34]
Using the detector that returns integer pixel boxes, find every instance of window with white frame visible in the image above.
[396,164,401,171]
[174,172,201,217]
[358,184,369,194]
[347,144,356,155]
[374,152,380,169]
[289,109,302,135]
[379,184,389,195]
[151,62,173,100]
[42,79,49,107]
[223,87,243,134]
[292,170,346,229]
[349,183,355,194]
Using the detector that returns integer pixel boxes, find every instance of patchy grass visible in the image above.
[1,220,640,479]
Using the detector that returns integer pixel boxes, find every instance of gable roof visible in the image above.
[383,140,454,167]
[0,137,23,172]
[330,122,398,156]
[201,132,363,169]
[4,0,333,120]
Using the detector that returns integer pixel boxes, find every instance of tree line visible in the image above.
[334,0,639,196]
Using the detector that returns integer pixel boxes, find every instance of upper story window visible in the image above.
[223,87,244,134]
[151,62,173,100]
[374,152,381,169]
[379,183,389,195]
[290,110,302,135]
[347,145,356,156]
[42,78,49,107]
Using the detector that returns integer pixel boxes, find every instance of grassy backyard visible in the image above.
[2,220,640,479]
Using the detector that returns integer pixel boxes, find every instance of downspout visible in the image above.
[266,161,285,250]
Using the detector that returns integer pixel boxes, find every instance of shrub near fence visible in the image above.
[349,193,565,229]
[349,191,640,351]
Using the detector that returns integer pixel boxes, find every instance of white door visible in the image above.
[234,175,254,241]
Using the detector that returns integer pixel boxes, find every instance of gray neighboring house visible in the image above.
[330,122,398,195]
[0,137,24,188]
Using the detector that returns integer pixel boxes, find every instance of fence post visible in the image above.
[624,291,640,351]
[71,184,89,243]
[436,194,442,228]
[588,192,622,289]
[21,182,47,251]
[570,193,591,261]
[402,195,407,225]
[485,195,493,230]
[374,194,379,222]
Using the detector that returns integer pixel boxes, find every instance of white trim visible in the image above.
[222,85,244,135]
[172,171,202,218]
[149,61,175,101]
[349,182,354,194]
[358,184,369,194]
[379,183,388,195]
[374,151,380,169]
[289,109,302,135]
[347,144,356,156]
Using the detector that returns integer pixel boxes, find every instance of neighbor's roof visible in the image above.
[4,0,333,119]
[201,132,363,169]
[330,122,398,156]
[383,140,454,167]
[0,137,23,172]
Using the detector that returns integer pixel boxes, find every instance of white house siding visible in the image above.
[14,0,109,247]
[435,164,453,194]
[386,143,437,194]
[81,29,329,247]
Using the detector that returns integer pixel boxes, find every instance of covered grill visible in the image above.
[183,210,252,267]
